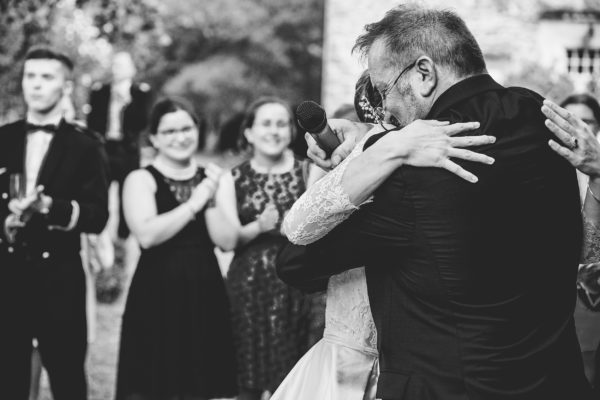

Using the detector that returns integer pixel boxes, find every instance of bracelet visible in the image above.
[588,184,600,203]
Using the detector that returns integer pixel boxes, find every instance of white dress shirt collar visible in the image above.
[26,112,63,128]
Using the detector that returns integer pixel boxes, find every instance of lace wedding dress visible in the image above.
[271,129,380,400]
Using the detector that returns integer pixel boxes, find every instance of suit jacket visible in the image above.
[286,75,591,399]
[0,119,109,263]
[86,82,152,152]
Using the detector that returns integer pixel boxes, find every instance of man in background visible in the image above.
[86,51,152,250]
[0,46,109,400]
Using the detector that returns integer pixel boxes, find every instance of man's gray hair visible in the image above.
[354,4,486,77]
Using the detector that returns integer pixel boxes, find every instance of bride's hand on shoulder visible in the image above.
[390,119,495,183]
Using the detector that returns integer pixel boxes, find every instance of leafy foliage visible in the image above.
[0,0,323,132]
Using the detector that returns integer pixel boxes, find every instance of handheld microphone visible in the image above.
[296,101,341,158]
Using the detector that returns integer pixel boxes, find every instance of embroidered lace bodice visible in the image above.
[324,267,377,352]
[283,128,383,352]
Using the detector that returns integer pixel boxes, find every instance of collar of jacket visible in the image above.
[426,74,505,120]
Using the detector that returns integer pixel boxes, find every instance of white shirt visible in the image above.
[24,112,79,231]
[25,113,62,196]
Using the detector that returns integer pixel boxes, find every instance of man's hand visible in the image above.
[306,119,373,170]
[257,203,279,233]
[8,185,52,222]
[4,213,24,243]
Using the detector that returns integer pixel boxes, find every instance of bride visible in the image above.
[271,71,495,400]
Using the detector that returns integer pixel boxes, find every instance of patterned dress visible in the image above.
[228,158,310,393]
[116,165,237,400]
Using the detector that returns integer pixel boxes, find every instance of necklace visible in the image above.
[152,157,197,181]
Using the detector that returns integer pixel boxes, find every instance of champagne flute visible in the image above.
[9,172,28,222]
[6,173,26,243]
[9,173,25,201]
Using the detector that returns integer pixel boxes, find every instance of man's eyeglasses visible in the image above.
[375,60,417,102]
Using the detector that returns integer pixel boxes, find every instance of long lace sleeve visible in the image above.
[282,131,376,245]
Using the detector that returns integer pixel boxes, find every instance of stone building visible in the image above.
[322,0,600,113]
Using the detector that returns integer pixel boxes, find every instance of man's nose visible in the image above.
[30,78,42,88]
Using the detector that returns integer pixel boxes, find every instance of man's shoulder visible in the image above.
[454,84,545,128]
[504,85,545,105]
[0,119,25,139]
[62,121,105,148]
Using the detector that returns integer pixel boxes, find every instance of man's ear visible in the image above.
[415,56,437,98]
[63,80,74,98]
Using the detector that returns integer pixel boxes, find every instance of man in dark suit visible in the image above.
[0,47,109,399]
[281,5,593,399]
[86,51,152,240]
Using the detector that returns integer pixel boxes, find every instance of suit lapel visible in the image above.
[36,119,68,188]
[6,120,27,173]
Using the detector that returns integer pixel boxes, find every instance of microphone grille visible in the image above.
[296,101,327,133]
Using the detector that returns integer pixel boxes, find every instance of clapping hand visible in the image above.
[187,164,223,213]
[257,203,279,233]
[8,185,52,222]
[4,213,24,243]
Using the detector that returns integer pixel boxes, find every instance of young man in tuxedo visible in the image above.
[0,47,109,399]
[86,51,152,242]
[283,5,593,400]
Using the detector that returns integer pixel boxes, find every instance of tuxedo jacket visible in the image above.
[86,82,152,152]
[286,75,592,399]
[0,119,109,265]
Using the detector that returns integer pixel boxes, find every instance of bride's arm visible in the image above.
[282,134,369,245]
[284,120,495,245]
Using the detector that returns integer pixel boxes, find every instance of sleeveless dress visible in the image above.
[227,158,311,393]
[115,165,237,400]
[272,128,383,400]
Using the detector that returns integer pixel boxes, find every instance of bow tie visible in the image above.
[26,123,57,134]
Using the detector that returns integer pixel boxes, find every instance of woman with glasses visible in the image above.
[115,98,237,400]
[215,97,313,400]
[275,70,496,400]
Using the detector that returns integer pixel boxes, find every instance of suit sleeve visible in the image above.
[45,141,109,233]
[278,168,412,290]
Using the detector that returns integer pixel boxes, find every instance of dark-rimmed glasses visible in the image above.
[375,60,417,102]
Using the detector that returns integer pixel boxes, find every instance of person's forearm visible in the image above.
[582,176,600,263]
[237,221,263,247]
[342,137,405,205]
[205,207,238,251]
[133,203,196,248]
